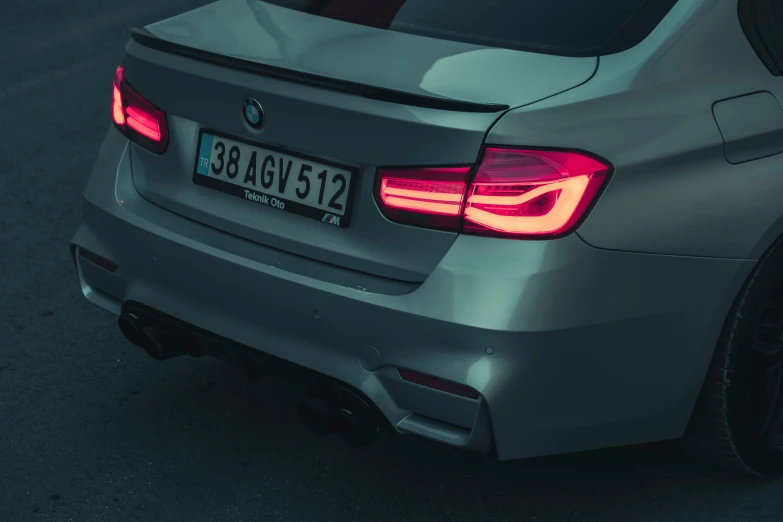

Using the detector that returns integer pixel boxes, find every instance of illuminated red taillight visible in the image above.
[376,167,471,230]
[463,148,610,238]
[376,147,610,238]
[111,64,169,154]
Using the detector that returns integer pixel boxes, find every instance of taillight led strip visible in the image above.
[111,64,169,154]
[376,147,611,239]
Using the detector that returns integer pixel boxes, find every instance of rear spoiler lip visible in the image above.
[128,27,511,114]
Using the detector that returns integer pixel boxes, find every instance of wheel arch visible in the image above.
[682,228,783,432]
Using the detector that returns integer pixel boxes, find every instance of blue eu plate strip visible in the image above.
[196,133,214,175]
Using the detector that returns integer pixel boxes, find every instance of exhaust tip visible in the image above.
[118,313,144,346]
[117,312,185,361]
[297,390,383,447]
[297,399,336,437]
[335,408,381,447]
[137,331,166,361]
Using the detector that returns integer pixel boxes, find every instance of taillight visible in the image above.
[376,167,471,230]
[463,148,610,238]
[376,147,610,239]
[111,64,169,154]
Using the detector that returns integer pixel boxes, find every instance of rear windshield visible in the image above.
[260,0,679,56]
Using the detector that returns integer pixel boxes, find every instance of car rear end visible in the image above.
[71,0,760,459]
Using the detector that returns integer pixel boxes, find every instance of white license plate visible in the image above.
[193,131,355,227]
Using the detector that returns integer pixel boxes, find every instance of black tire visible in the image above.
[683,235,783,478]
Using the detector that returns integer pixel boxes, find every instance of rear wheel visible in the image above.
[684,236,783,477]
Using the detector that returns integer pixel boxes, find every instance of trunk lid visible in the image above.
[123,0,597,282]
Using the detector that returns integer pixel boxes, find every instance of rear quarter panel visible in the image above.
[487,0,783,260]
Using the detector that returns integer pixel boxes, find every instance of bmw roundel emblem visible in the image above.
[242,98,264,129]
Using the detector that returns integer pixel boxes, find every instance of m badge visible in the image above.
[322,213,341,226]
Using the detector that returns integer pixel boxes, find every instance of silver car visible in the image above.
[71,0,783,477]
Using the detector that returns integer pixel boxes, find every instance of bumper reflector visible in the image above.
[398,368,480,400]
[78,248,118,273]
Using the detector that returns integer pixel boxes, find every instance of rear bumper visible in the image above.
[71,129,756,460]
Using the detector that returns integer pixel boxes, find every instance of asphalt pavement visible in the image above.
[1,1,783,521]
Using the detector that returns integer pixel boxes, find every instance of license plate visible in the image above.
[193,131,355,227]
